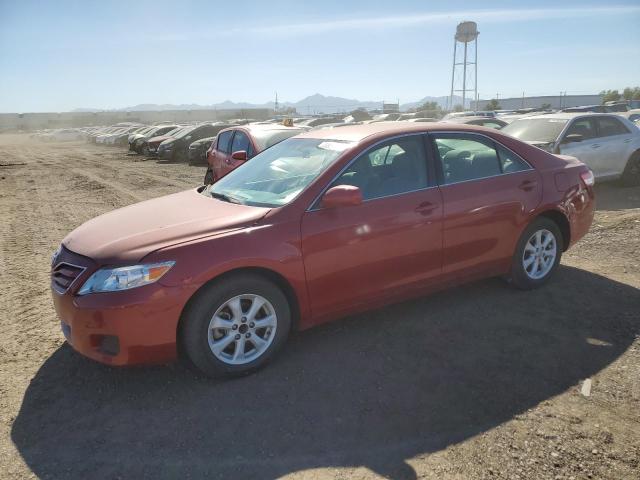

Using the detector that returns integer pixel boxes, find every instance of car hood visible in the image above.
[148,135,172,146]
[63,189,270,264]
[192,137,215,147]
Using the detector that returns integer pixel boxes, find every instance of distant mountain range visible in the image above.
[73,93,470,114]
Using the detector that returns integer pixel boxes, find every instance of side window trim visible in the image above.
[307,133,435,211]
[427,131,533,187]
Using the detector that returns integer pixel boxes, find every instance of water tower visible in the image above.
[448,21,479,111]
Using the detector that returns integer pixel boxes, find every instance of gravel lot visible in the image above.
[0,134,639,479]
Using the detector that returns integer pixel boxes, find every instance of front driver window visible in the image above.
[331,135,428,200]
[564,118,597,140]
[217,130,233,153]
[231,130,251,153]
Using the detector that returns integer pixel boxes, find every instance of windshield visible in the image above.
[173,126,196,139]
[502,118,568,143]
[207,138,355,207]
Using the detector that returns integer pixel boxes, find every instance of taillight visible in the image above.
[580,170,595,187]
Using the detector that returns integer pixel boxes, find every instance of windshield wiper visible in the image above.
[210,191,243,204]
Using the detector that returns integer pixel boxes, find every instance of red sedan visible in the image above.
[204,124,306,184]
[51,123,594,377]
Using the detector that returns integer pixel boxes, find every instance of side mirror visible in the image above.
[185,135,192,140]
[563,133,584,144]
[231,150,248,161]
[321,185,363,209]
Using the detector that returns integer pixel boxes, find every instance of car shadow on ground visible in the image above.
[594,183,640,211]
[11,266,640,479]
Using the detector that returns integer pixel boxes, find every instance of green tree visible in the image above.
[600,89,621,103]
[540,103,552,110]
[485,99,501,111]
[453,104,464,112]
[623,87,640,100]
[419,101,440,111]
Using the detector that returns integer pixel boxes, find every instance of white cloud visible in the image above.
[223,5,640,37]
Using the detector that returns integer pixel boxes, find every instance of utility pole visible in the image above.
[274,92,279,115]
[522,92,525,109]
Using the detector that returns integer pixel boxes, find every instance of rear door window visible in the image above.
[497,145,531,173]
[431,134,502,184]
[596,116,630,137]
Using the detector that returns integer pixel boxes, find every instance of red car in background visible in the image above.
[51,122,594,378]
[146,125,188,156]
[204,124,306,183]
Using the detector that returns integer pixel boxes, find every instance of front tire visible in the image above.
[181,274,291,378]
[621,151,640,187]
[509,218,563,290]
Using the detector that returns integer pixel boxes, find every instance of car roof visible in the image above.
[443,116,505,123]
[513,112,619,121]
[296,121,503,143]
[247,123,306,131]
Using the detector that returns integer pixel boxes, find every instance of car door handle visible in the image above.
[414,201,438,215]
[591,144,601,149]
[518,180,537,191]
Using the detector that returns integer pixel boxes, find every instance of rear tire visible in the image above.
[509,218,563,290]
[621,151,640,187]
[180,274,291,378]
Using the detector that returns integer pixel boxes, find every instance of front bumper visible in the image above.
[188,148,205,163]
[158,148,173,159]
[52,281,192,366]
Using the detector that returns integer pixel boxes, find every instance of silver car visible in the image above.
[502,113,640,185]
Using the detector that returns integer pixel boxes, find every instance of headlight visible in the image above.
[77,261,175,295]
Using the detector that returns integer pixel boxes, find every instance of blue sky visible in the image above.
[0,0,639,112]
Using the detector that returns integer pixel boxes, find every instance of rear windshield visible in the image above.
[502,118,568,143]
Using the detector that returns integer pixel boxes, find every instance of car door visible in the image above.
[226,129,253,172]
[430,132,542,278]
[300,134,443,322]
[211,129,234,180]
[557,117,600,174]
[591,116,635,178]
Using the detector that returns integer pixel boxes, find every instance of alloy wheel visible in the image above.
[207,294,277,365]
[522,229,557,280]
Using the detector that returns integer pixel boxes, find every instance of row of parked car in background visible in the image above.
[29,101,640,186]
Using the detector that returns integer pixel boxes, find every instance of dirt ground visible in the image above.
[0,134,638,480]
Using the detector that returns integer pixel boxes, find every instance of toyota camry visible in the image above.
[51,122,595,377]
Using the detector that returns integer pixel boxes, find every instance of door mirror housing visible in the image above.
[231,150,248,161]
[562,133,584,144]
[321,185,363,209]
